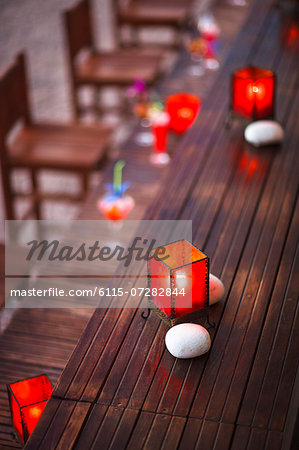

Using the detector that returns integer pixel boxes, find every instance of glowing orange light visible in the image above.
[178,107,193,119]
[29,406,43,419]
[252,85,259,93]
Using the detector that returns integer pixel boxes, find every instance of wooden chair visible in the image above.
[0,54,112,220]
[64,0,165,118]
[115,0,194,47]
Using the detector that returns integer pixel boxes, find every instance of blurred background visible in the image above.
[0,0,251,240]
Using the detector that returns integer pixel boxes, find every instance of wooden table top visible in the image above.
[26,0,299,448]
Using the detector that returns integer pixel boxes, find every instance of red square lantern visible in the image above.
[166,93,201,134]
[7,375,53,443]
[231,66,275,121]
[148,240,209,326]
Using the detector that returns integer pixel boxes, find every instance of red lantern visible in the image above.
[148,240,209,326]
[231,66,275,121]
[7,375,53,443]
[166,93,201,134]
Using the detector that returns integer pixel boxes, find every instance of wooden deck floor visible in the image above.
[0,1,252,449]
[0,308,92,449]
[24,0,299,448]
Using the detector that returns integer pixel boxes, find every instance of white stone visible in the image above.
[165,323,211,359]
[244,120,284,147]
[209,273,225,305]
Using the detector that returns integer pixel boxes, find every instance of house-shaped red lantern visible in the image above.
[148,240,209,326]
[7,375,53,443]
[166,93,201,134]
[231,66,275,121]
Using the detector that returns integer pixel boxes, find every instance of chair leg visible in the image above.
[82,173,89,197]
[1,167,15,220]
[115,21,123,48]
[174,26,182,49]
[96,87,105,119]
[130,25,139,46]
[31,170,41,219]
[70,81,81,120]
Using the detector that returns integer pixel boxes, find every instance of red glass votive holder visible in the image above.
[7,375,53,443]
[148,239,209,326]
[231,66,275,121]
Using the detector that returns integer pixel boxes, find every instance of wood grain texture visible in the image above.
[25,0,299,448]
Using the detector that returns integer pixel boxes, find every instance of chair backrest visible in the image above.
[0,53,31,220]
[0,53,31,144]
[64,0,94,63]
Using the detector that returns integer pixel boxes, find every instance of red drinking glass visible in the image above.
[150,112,170,166]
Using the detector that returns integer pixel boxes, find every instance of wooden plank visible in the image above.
[213,422,235,450]
[109,408,139,450]
[126,412,155,450]
[230,425,251,450]
[268,295,299,432]
[195,420,219,449]
[178,418,202,449]
[160,416,186,450]
[230,425,284,450]
[252,256,298,430]
[55,402,91,450]
[72,404,108,449]
[90,406,124,450]
[237,205,299,428]
[143,414,171,450]
[26,400,91,450]
[53,308,107,398]
[247,427,268,450]
[113,318,167,410]
[81,287,154,402]
[33,400,75,450]
[54,308,122,399]
[265,430,283,450]
[98,311,162,407]
[25,398,61,450]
